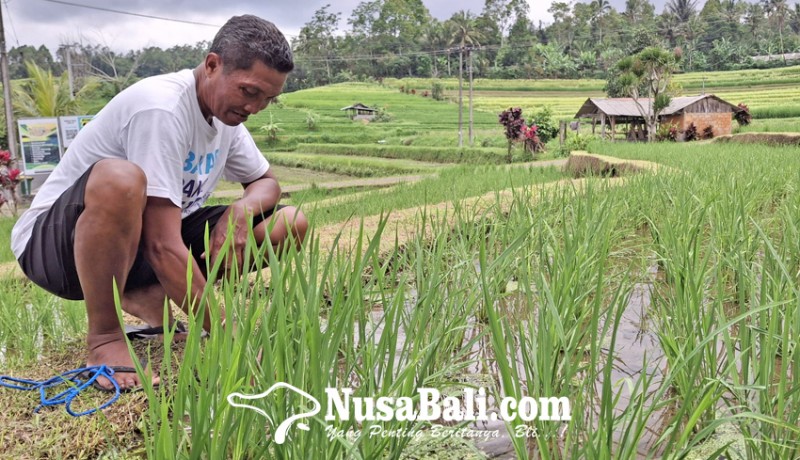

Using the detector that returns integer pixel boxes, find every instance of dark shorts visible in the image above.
[18,163,283,300]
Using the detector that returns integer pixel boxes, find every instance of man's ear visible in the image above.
[205,53,222,77]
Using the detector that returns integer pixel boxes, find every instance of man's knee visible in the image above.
[282,206,308,244]
[86,159,147,205]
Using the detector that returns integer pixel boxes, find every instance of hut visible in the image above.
[574,95,743,141]
[341,103,378,121]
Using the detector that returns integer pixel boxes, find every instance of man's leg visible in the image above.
[122,283,170,327]
[74,159,157,390]
[252,205,308,252]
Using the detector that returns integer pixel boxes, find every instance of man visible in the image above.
[10,15,307,391]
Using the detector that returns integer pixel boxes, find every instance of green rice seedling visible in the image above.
[304,164,566,228]
[295,144,509,164]
[722,219,800,458]
[265,152,439,178]
[138,206,507,458]
[749,106,800,120]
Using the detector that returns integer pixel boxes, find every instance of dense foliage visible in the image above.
[9,0,800,94]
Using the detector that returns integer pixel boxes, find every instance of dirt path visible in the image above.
[211,159,568,198]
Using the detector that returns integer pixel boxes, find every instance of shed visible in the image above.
[341,103,378,121]
[574,95,743,141]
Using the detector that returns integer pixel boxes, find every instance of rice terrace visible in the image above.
[3,41,800,460]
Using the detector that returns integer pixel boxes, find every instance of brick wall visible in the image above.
[682,113,733,137]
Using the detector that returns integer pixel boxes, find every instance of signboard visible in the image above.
[58,115,94,149]
[18,118,62,174]
[58,115,94,150]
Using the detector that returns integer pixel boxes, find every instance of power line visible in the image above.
[35,0,299,41]
[3,0,19,46]
[38,0,223,27]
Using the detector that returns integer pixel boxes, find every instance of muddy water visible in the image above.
[349,263,668,459]
[596,265,668,457]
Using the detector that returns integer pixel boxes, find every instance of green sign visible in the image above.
[18,118,62,174]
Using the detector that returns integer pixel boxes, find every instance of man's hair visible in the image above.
[210,15,294,73]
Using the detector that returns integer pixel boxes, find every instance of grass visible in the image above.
[0,216,17,264]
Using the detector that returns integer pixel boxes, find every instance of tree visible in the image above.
[667,0,699,24]
[790,3,800,34]
[744,3,766,39]
[419,20,448,77]
[375,0,431,55]
[8,45,58,79]
[448,10,484,147]
[590,0,613,43]
[624,0,656,25]
[763,0,790,62]
[86,46,142,96]
[615,47,681,142]
[294,5,342,84]
[12,61,98,117]
[481,0,529,46]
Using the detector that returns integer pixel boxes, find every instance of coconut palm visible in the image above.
[419,21,449,78]
[591,0,613,43]
[762,0,790,62]
[744,3,765,39]
[448,11,484,147]
[12,61,96,117]
[667,0,699,23]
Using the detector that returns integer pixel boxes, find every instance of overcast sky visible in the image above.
[5,0,674,54]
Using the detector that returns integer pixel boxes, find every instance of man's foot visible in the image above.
[125,321,190,342]
[86,332,159,391]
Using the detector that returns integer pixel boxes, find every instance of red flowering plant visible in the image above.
[521,123,545,154]
[0,149,27,214]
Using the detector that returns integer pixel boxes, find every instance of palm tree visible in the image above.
[448,11,484,147]
[591,0,613,43]
[763,0,790,62]
[12,61,96,117]
[744,3,765,39]
[420,21,448,78]
[667,0,698,23]
[790,3,800,34]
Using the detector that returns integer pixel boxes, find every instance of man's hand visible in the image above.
[206,201,252,277]
[205,170,281,278]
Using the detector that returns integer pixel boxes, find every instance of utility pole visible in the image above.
[0,4,18,162]
[65,45,75,99]
[457,46,463,148]
[468,46,474,146]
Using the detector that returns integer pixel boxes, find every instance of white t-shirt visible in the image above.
[11,69,269,260]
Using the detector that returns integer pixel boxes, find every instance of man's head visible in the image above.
[197,15,294,126]
[209,15,294,74]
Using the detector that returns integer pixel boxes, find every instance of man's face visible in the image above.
[203,55,287,126]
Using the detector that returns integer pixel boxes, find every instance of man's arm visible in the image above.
[206,169,281,273]
[142,197,214,331]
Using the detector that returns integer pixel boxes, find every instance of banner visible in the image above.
[18,118,62,174]
[58,115,94,149]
